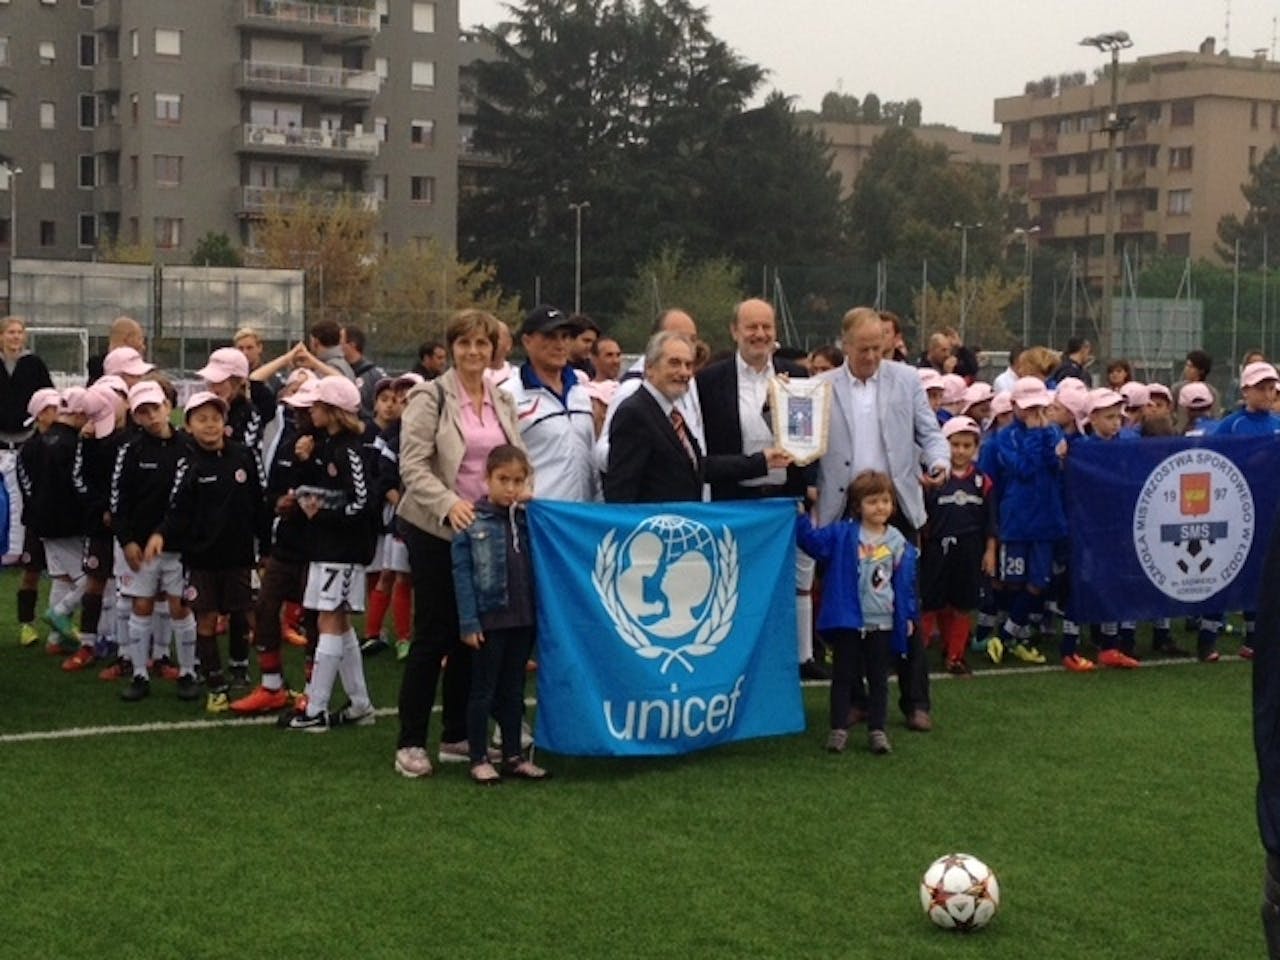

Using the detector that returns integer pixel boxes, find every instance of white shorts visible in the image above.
[302,561,366,613]
[379,533,411,574]
[118,550,186,599]
[42,537,85,579]
[366,536,384,574]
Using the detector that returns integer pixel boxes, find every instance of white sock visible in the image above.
[337,628,372,711]
[99,578,117,641]
[128,614,153,680]
[152,603,173,661]
[172,613,197,676]
[54,578,86,617]
[114,592,131,657]
[308,632,343,717]
[261,670,284,692]
[796,592,814,663]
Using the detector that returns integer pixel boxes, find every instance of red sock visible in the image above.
[942,607,971,662]
[282,601,302,634]
[365,586,390,638]
[392,580,412,641]
[921,611,939,648]
[259,649,282,674]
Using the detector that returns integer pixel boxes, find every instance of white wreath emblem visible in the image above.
[592,526,738,674]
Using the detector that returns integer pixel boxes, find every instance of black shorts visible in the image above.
[20,529,45,573]
[82,535,114,579]
[186,567,253,615]
[920,533,985,612]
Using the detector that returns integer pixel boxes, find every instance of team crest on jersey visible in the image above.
[85,554,99,570]
[183,584,198,603]
[234,468,247,483]
[328,463,338,477]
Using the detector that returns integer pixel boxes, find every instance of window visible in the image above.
[1008,122,1029,147]
[413,2,435,32]
[410,176,435,203]
[410,120,434,147]
[1167,189,1192,215]
[41,0,56,5]
[39,101,55,129]
[39,162,54,190]
[376,0,388,24]
[79,93,95,129]
[129,93,138,124]
[153,155,182,187]
[374,116,387,142]
[1273,104,1280,131]
[39,221,55,247]
[0,99,9,129]
[128,217,139,245]
[78,214,96,248]
[155,93,181,124]
[0,220,9,248]
[78,155,94,188]
[1165,233,1190,256]
[0,36,9,67]
[1252,102,1261,129]
[1251,146,1259,169]
[1007,163,1029,190]
[1168,147,1193,171]
[129,30,138,58]
[78,33,95,67]
[38,41,56,64]
[154,29,181,57]
[154,217,182,249]
[1170,100,1195,126]
[374,174,388,201]
[411,61,435,89]
[128,155,138,188]
[375,57,388,81]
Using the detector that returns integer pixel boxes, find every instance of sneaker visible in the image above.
[42,608,76,640]
[469,761,502,785]
[360,636,389,656]
[1062,654,1096,673]
[120,676,151,702]
[945,657,972,676]
[1199,649,1221,663]
[286,710,328,733]
[331,702,377,727]
[969,636,989,653]
[205,688,230,714]
[868,729,892,755]
[230,685,291,715]
[905,710,933,732]
[176,674,202,701]
[97,658,128,681]
[150,657,182,681]
[825,729,848,753]
[439,739,499,763]
[1098,649,1140,669]
[799,659,831,681]
[395,638,411,661]
[1011,643,1046,664]
[1240,644,1255,660]
[491,720,535,751]
[61,646,96,672]
[18,623,39,647]
[228,664,252,691]
[987,635,1005,664]
[394,746,433,778]
[283,626,308,648]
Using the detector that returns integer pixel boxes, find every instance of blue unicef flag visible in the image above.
[526,499,804,757]
[1065,435,1280,623]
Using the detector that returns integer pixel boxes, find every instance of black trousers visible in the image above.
[396,520,472,749]
[1265,853,1280,959]
[254,556,305,654]
[827,628,890,732]
[467,625,533,764]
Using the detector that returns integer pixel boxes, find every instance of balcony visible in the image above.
[1028,136,1059,157]
[1120,211,1148,232]
[94,184,121,211]
[92,124,122,153]
[1121,168,1147,190]
[1123,124,1148,146]
[238,61,380,102]
[239,0,379,42]
[236,185,382,216]
[459,135,500,166]
[93,58,121,93]
[238,123,379,160]
[1027,175,1057,199]
[93,0,123,30]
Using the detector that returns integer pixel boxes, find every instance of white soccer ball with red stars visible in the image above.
[919,852,1000,931]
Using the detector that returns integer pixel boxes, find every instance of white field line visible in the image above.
[0,655,1242,745]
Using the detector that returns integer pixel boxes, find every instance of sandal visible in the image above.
[504,757,551,781]
[469,761,501,786]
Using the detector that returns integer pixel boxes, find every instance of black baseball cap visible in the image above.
[520,304,583,337]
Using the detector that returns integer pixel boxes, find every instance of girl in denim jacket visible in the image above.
[451,445,548,785]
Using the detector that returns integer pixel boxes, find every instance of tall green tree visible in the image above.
[1217,146,1280,270]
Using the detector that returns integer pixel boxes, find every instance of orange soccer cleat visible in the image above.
[229,685,291,715]
[1098,649,1140,669]
[1062,653,1096,673]
[61,646,96,672]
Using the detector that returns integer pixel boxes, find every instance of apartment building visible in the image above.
[0,0,458,289]
[995,41,1280,277]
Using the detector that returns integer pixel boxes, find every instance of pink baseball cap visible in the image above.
[990,391,1013,417]
[1054,380,1090,417]
[24,387,61,425]
[184,390,228,420]
[1087,388,1125,415]
[197,347,249,384]
[393,372,425,391]
[942,415,981,439]
[82,385,120,439]
[103,346,154,378]
[1146,383,1172,403]
[1011,376,1052,409]
[283,378,321,408]
[1178,382,1214,409]
[313,375,361,414]
[917,368,943,392]
[1241,361,1280,388]
[940,374,967,406]
[1119,382,1149,410]
[284,368,316,390]
[961,382,993,411]
[95,374,129,398]
[128,380,167,412]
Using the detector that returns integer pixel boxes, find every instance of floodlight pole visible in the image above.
[570,200,590,315]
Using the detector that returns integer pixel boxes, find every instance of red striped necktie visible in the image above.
[670,408,697,467]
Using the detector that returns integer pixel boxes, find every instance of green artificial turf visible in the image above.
[0,568,1265,960]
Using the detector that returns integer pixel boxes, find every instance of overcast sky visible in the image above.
[459,0,1279,132]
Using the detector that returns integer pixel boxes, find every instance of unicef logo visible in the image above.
[1133,449,1255,602]
[593,514,738,673]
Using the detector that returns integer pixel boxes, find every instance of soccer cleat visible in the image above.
[18,623,39,647]
[205,689,230,714]
[61,646,97,672]
[228,664,251,691]
[395,638,411,661]
[331,703,377,727]
[120,676,151,702]
[1011,643,1046,664]
[986,635,1005,664]
[176,674,202,701]
[149,657,182,681]
[945,657,972,676]
[230,685,291,715]
[1098,649,1140,669]
[282,626,308,648]
[394,746,433,778]
[969,636,989,654]
[286,710,328,733]
[1240,644,1255,660]
[42,608,77,640]
[1199,649,1221,663]
[97,659,128,681]
[360,636,389,656]
[1062,653,1096,673]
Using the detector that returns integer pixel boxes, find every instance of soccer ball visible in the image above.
[919,853,1000,931]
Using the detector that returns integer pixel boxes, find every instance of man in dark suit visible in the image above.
[604,332,789,504]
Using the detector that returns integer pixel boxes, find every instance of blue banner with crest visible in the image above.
[526,499,804,757]
[1065,435,1280,623]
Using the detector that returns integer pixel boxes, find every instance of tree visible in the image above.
[861,92,881,124]
[190,232,242,268]
[902,98,923,128]
[615,245,744,352]
[819,91,860,122]
[98,239,154,264]
[1217,146,1280,270]
[913,269,1024,351]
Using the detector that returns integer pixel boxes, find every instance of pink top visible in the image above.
[453,380,507,504]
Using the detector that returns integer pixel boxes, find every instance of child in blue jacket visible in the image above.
[797,470,917,757]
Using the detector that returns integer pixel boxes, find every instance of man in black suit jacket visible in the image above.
[696,298,812,504]
[604,332,790,504]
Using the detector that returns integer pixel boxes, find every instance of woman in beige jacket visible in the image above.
[393,309,525,779]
